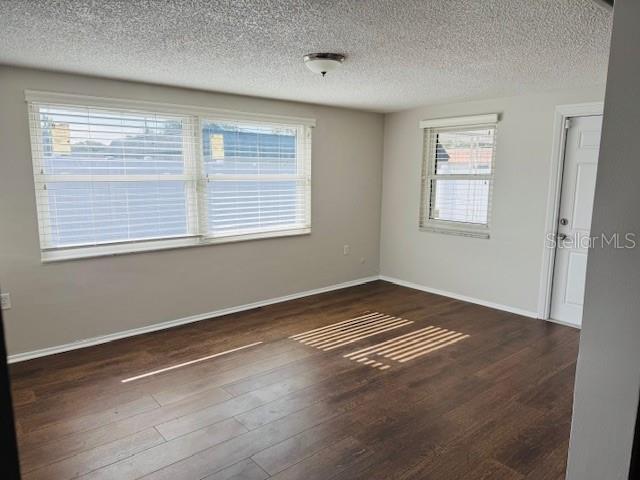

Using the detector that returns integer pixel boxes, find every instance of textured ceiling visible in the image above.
[0,0,612,112]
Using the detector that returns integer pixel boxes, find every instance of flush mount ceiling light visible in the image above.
[303,53,345,77]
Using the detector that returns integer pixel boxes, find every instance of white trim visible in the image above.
[419,225,490,239]
[379,275,538,318]
[419,113,499,129]
[42,228,312,262]
[205,227,311,245]
[42,236,203,262]
[537,102,604,319]
[7,276,378,363]
[24,90,317,127]
[544,316,581,330]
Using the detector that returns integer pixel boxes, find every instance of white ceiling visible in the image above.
[0,0,612,112]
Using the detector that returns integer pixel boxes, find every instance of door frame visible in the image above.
[537,102,604,324]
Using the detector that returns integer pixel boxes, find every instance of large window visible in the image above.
[419,114,498,238]
[27,92,313,261]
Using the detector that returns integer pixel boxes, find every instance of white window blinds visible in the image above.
[201,120,311,239]
[27,93,313,261]
[29,103,199,250]
[420,115,498,238]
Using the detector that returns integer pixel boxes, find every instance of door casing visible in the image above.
[537,102,604,325]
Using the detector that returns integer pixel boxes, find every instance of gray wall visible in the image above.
[0,67,384,356]
[380,87,605,314]
[567,0,640,477]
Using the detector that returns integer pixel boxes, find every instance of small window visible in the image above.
[419,115,497,238]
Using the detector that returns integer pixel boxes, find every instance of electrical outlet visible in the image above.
[1,292,11,310]
[343,244,350,255]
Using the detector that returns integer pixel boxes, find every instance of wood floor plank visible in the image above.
[151,347,314,406]
[522,444,570,480]
[154,358,364,441]
[427,401,547,480]
[269,436,371,480]
[23,428,165,480]
[233,363,380,431]
[141,400,345,480]
[16,387,159,435]
[12,387,37,406]
[493,411,571,477]
[155,387,285,441]
[200,459,269,480]
[82,418,247,479]
[517,362,578,418]
[464,459,525,480]
[250,414,360,475]
[328,392,465,480]
[19,386,233,472]
[221,350,355,397]
[19,395,160,450]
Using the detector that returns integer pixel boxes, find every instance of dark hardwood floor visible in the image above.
[9,280,580,479]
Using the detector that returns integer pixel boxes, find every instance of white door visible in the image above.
[550,115,602,326]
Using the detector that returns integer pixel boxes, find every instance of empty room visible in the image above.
[2,0,640,479]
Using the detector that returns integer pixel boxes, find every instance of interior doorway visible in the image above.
[540,106,604,327]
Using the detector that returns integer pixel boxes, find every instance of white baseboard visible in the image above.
[7,275,379,363]
[543,316,581,329]
[378,275,539,319]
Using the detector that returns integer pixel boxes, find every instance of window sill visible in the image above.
[41,228,311,263]
[419,225,490,239]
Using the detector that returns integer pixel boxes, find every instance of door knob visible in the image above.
[558,233,568,241]
[559,218,569,226]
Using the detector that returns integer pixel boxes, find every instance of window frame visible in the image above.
[25,91,315,262]
[419,114,498,239]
